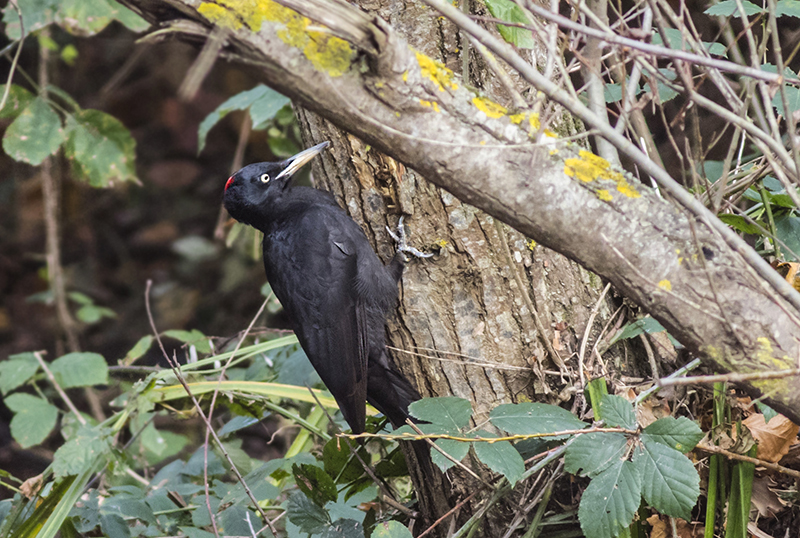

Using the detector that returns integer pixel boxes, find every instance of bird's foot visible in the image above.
[387,216,433,259]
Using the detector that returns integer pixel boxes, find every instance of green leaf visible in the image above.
[179,528,216,538]
[472,432,525,486]
[718,214,764,235]
[371,521,413,538]
[50,352,108,388]
[57,0,146,36]
[408,397,472,431]
[0,353,39,395]
[642,417,703,452]
[585,377,609,422]
[52,425,111,477]
[323,437,368,483]
[490,402,587,438]
[5,393,59,448]
[162,329,212,353]
[220,462,280,505]
[293,463,338,506]
[633,439,699,519]
[772,84,800,117]
[609,317,668,345]
[704,0,763,16]
[76,304,116,324]
[484,0,535,49]
[3,96,65,165]
[99,513,129,538]
[604,83,623,103]
[121,335,153,365]
[431,438,470,472]
[322,519,365,538]
[756,402,779,423]
[599,395,637,429]
[565,432,627,477]
[286,492,330,534]
[64,109,138,187]
[139,423,188,460]
[2,0,59,40]
[776,0,800,17]
[578,460,642,538]
[652,28,726,55]
[776,214,800,260]
[0,84,35,119]
[198,84,290,152]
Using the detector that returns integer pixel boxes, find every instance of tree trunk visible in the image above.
[291,5,618,529]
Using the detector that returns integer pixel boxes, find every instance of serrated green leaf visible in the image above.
[2,0,59,40]
[776,0,800,17]
[64,109,138,187]
[718,214,764,235]
[121,335,153,365]
[371,521,413,538]
[5,393,58,448]
[0,84,35,119]
[490,402,587,438]
[431,438,469,472]
[704,0,763,16]
[408,397,472,431]
[642,417,703,452]
[578,460,641,538]
[52,425,111,477]
[0,353,39,395]
[323,437,368,483]
[321,519,365,538]
[485,0,535,48]
[3,96,64,165]
[287,492,330,534]
[633,440,699,519]
[50,352,108,388]
[565,432,627,477]
[599,395,637,429]
[472,432,524,486]
[198,84,290,152]
[293,463,338,506]
[99,513,129,538]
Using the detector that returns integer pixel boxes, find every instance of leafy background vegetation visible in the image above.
[1,1,800,538]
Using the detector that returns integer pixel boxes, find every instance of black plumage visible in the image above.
[223,141,422,434]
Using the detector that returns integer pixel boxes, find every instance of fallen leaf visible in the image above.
[743,413,800,463]
[750,476,787,518]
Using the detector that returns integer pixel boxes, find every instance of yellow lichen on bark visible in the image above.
[563,149,641,199]
[415,51,458,91]
[198,0,353,77]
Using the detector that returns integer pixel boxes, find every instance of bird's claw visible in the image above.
[387,216,433,259]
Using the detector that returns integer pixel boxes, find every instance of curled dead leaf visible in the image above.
[742,413,800,463]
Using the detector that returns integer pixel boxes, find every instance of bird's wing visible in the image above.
[262,208,369,433]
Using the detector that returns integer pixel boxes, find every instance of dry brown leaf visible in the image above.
[20,473,43,499]
[646,515,702,538]
[742,413,800,463]
[750,476,787,518]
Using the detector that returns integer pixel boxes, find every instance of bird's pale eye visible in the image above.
[260,173,270,183]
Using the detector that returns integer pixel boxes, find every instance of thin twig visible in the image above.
[33,351,87,426]
[578,282,611,386]
[659,368,800,387]
[144,280,279,538]
[0,0,24,114]
[346,424,637,444]
[695,442,800,479]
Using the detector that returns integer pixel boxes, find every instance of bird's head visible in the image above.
[223,141,330,228]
